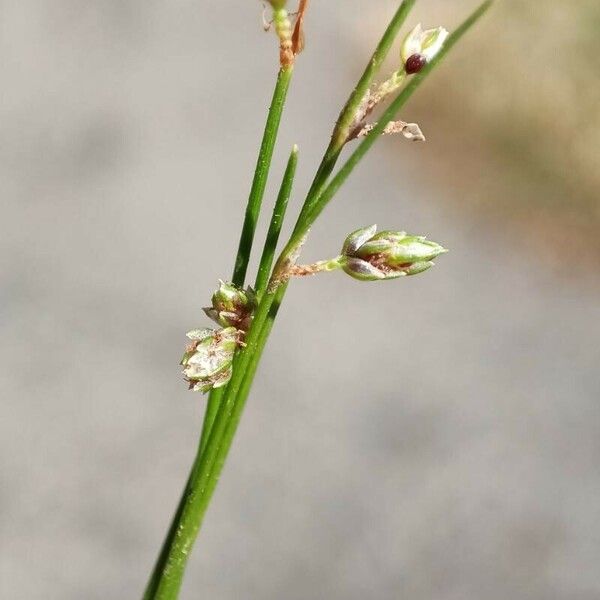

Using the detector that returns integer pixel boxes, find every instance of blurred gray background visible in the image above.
[2,1,599,598]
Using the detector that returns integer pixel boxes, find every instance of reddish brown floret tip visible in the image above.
[405,53,427,74]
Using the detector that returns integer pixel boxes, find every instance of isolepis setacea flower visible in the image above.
[340,225,448,281]
[203,281,256,331]
[401,23,449,74]
[286,225,447,282]
[180,327,240,393]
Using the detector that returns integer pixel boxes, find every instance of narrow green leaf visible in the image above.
[255,145,299,298]
[232,66,294,287]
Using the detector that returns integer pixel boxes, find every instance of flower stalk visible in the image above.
[286,226,447,280]
[296,0,417,228]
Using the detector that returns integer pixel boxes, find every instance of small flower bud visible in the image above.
[180,327,239,393]
[340,225,447,281]
[401,24,449,70]
[203,281,256,331]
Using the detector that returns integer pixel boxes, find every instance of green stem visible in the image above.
[195,6,496,522]
[285,0,494,260]
[330,0,416,151]
[144,58,294,600]
[232,66,294,287]
[142,433,206,600]
[147,281,280,600]
[254,145,298,298]
[297,0,416,225]
[143,4,420,588]
[196,71,295,460]
[208,1,496,474]
[198,69,295,459]
[195,67,295,466]
[144,2,493,598]
[194,97,295,477]
[198,387,224,456]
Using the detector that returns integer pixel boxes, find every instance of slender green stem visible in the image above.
[209,1,497,466]
[285,0,494,260]
[143,285,285,600]
[196,142,295,464]
[297,0,416,225]
[144,61,294,600]
[255,145,298,298]
[142,476,190,599]
[256,1,495,378]
[198,67,295,462]
[147,281,279,599]
[330,0,416,150]
[144,3,493,598]
[198,387,223,455]
[193,69,295,466]
[204,6,496,501]
[142,431,206,600]
[232,66,294,287]
[196,72,295,460]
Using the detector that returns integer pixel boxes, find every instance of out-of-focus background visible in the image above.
[2,1,599,598]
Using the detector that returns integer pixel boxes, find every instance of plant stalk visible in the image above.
[232,66,294,287]
[143,2,493,598]
[198,68,296,465]
[144,66,293,600]
[255,145,299,298]
[297,0,416,225]
[191,4,496,529]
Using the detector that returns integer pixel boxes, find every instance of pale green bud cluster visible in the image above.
[182,282,255,394]
[203,281,256,331]
[180,327,239,393]
[340,224,447,281]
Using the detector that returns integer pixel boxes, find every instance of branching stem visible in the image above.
[143,2,493,598]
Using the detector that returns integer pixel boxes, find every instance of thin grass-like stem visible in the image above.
[255,146,299,298]
[296,0,416,225]
[232,66,294,287]
[195,3,496,522]
[194,146,297,488]
[194,68,294,464]
[144,3,493,598]
[198,387,223,456]
[144,65,294,600]
[285,0,494,259]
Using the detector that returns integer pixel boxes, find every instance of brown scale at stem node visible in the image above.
[292,0,309,55]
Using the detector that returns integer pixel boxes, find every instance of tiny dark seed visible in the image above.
[405,53,427,74]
